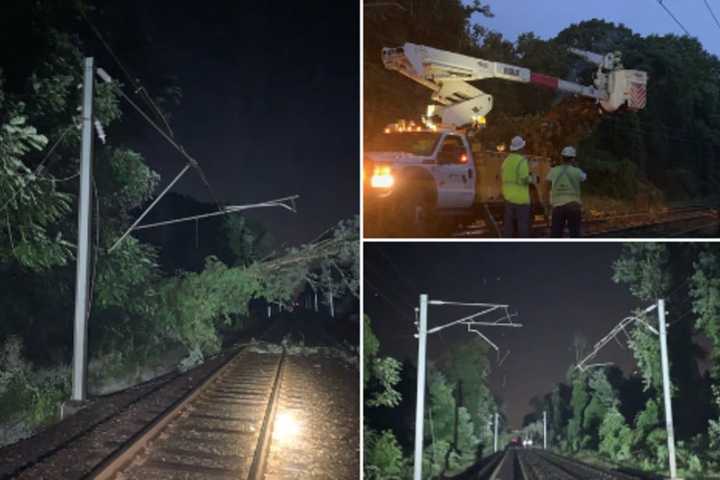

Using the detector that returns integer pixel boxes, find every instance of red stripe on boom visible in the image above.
[530,72,559,90]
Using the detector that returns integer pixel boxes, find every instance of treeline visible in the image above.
[365,0,720,201]
[364,317,503,479]
[520,244,720,477]
[0,1,358,446]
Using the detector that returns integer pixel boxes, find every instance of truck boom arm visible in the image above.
[382,43,647,127]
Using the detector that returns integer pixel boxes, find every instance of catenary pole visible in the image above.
[543,410,547,449]
[658,299,678,478]
[413,294,429,480]
[71,57,94,401]
[494,412,499,452]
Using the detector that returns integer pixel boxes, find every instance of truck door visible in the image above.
[434,134,475,209]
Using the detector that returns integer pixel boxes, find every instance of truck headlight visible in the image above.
[370,165,395,189]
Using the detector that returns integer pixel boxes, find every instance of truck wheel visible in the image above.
[395,187,435,236]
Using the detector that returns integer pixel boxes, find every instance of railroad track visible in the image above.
[455,206,718,238]
[484,448,648,480]
[3,345,357,480]
[88,349,286,480]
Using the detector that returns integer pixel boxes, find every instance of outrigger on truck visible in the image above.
[364,42,648,236]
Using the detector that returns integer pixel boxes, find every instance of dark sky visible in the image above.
[364,242,647,428]
[471,0,719,56]
[88,1,358,245]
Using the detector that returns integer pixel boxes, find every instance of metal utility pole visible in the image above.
[658,299,678,479]
[71,57,94,402]
[494,412,499,452]
[543,411,547,449]
[412,295,520,480]
[413,294,429,480]
[575,299,677,478]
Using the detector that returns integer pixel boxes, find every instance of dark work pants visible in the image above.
[551,202,582,238]
[503,202,530,237]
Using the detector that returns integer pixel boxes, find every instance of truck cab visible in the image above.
[365,123,551,236]
[365,126,475,213]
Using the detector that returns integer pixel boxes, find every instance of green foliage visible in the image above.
[364,428,408,480]
[581,371,617,449]
[612,243,670,302]
[95,237,159,315]
[364,315,402,408]
[440,339,495,439]
[101,149,161,215]
[0,30,125,270]
[0,111,72,270]
[223,215,274,266]
[567,371,590,451]
[423,371,478,478]
[598,407,633,462]
[709,385,720,450]
[690,247,720,381]
[633,398,662,458]
[150,257,261,355]
[0,336,70,434]
[363,316,409,479]
[628,324,662,392]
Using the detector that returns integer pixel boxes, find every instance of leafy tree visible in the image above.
[566,370,590,451]
[365,428,407,480]
[598,407,633,462]
[423,370,478,478]
[439,339,496,443]
[364,316,408,479]
[364,315,402,408]
[690,246,720,381]
[612,243,670,302]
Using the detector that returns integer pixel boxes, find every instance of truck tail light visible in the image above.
[370,165,395,189]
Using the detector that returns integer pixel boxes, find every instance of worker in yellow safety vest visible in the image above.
[501,135,536,237]
[545,146,587,237]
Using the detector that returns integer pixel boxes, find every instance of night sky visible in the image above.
[85,1,358,244]
[472,0,719,55]
[364,242,653,428]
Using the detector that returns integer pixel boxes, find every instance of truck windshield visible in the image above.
[367,132,441,156]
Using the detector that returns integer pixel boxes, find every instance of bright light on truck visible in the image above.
[370,165,394,188]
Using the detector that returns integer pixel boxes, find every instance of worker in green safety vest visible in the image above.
[545,145,587,237]
[501,135,536,237]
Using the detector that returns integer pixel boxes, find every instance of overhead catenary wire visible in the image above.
[96,68,225,214]
[80,9,175,139]
[655,0,691,36]
[704,0,720,32]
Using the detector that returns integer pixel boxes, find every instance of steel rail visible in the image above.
[89,347,287,480]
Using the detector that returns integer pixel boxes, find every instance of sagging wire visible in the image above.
[80,8,176,139]
[96,68,224,213]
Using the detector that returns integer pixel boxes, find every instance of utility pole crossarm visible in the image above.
[132,195,300,231]
[576,313,658,371]
[426,305,503,334]
[412,294,521,480]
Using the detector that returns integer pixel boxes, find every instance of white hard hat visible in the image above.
[561,146,577,157]
[510,136,526,151]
